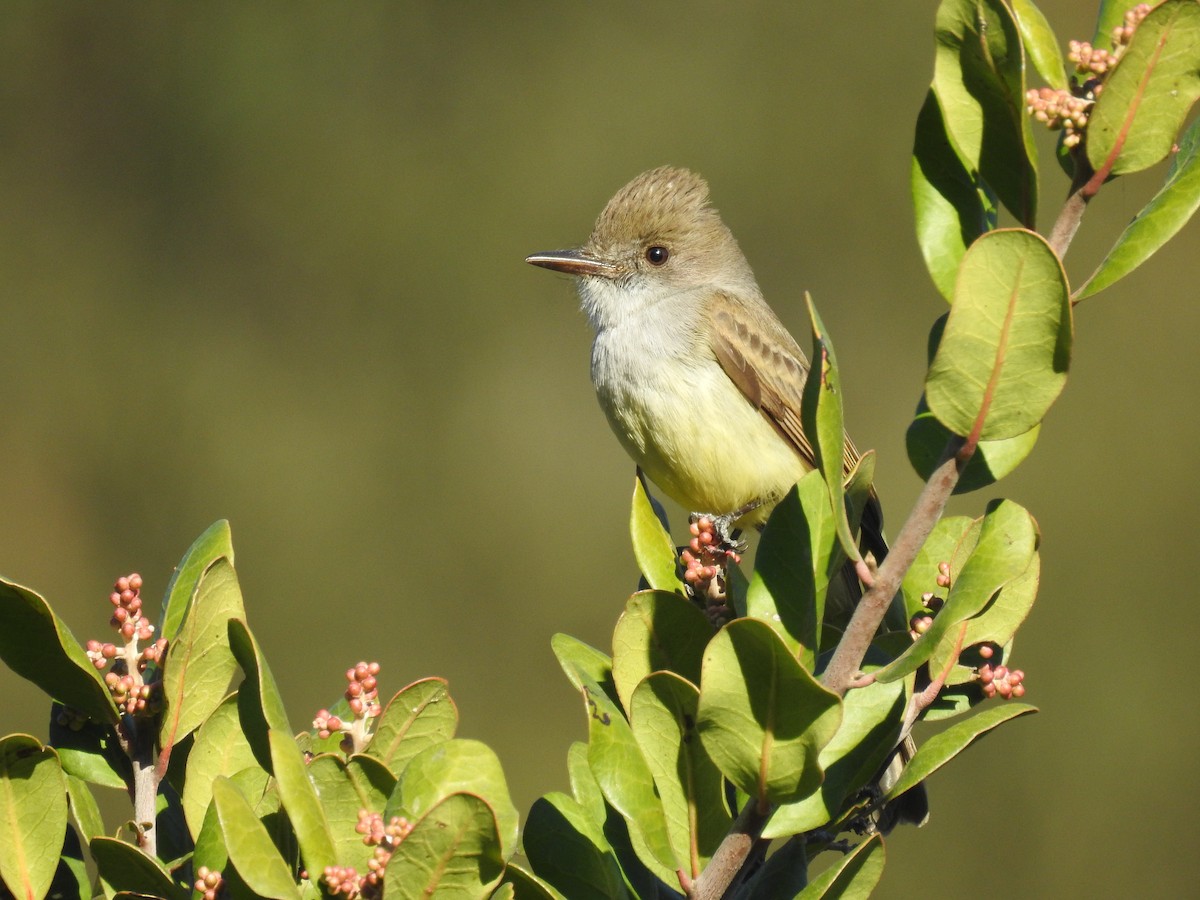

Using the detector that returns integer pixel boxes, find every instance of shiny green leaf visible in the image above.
[0,579,118,724]
[797,833,884,899]
[697,619,843,804]
[1011,0,1068,90]
[364,677,458,777]
[387,738,519,860]
[911,89,998,300]
[211,776,300,900]
[159,520,233,644]
[523,793,630,900]
[886,703,1038,801]
[1087,0,1200,176]
[497,861,567,900]
[764,674,907,838]
[573,668,677,875]
[0,735,68,900]
[228,618,292,773]
[630,673,730,871]
[879,500,1037,682]
[90,836,187,900]
[50,707,131,790]
[926,229,1071,442]
[182,693,262,838]
[932,0,1038,224]
[748,472,839,668]
[611,590,710,710]
[630,473,683,593]
[1079,117,1200,298]
[269,730,336,879]
[159,557,246,754]
[801,294,856,563]
[907,407,1041,491]
[551,633,620,708]
[384,792,505,898]
[65,773,105,843]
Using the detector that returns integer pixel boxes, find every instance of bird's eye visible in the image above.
[645,245,669,266]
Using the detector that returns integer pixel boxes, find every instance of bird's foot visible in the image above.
[688,511,747,554]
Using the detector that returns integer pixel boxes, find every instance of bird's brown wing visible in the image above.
[709,292,887,560]
[708,292,861,476]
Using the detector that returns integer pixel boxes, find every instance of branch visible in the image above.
[821,436,969,696]
[691,799,771,900]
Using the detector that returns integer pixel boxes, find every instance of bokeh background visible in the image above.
[1,3,1196,896]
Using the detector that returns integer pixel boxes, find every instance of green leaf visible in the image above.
[497,861,568,900]
[228,618,292,774]
[907,407,1040,492]
[611,591,711,710]
[65,773,105,843]
[307,753,393,871]
[885,703,1038,801]
[159,520,234,644]
[797,833,884,899]
[899,515,976,621]
[0,735,68,900]
[90,836,187,900]
[182,693,263,838]
[522,793,630,900]
[801,294,856,564]
[0,579,118,724]
[551,633,621,709]
[931,554,1040,677]
[387,738,519,860]
[878,500,1037,682]
[573,669,677,876]
[1011,0,1068,90]
[50,707,132,789]
[932,0,1038,225]
[630,673,730,872]
[747,473,839,668]
[383,793,505,899]
[49,826,90,900]
[926,229,1071,442]
[911,89,998,300]
[630,472,683,592]
[211,776,301,900]
[1087,0,1200,177]
[566,741,605,824]
[363,677,458,777]
[697,619,843,804]
[159,557,246,755]
[764,674,907,838]
[1078,117,1200,298]
[268,730,337,879]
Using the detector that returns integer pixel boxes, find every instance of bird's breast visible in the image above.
[589,321,808,522]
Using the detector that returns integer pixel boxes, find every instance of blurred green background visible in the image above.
[1,3,1196,896]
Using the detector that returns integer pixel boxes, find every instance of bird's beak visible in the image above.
[525,249,619,278]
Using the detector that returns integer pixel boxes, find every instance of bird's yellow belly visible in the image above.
[597,360,808,527]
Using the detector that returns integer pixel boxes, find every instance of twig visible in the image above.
[821,436,968,696]
[690,799,771,900]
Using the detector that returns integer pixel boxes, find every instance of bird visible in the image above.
[526,166,927,832]
[525,165,885,558]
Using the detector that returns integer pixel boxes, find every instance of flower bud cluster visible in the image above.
[194,866,225,900]
[323,811,415,898]
[682,516,741,624]
[83,574,165,717]
[1026,3,1151,147]
[910,565,949,637]
[977,644,1026,699]
[313,661,382,753]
